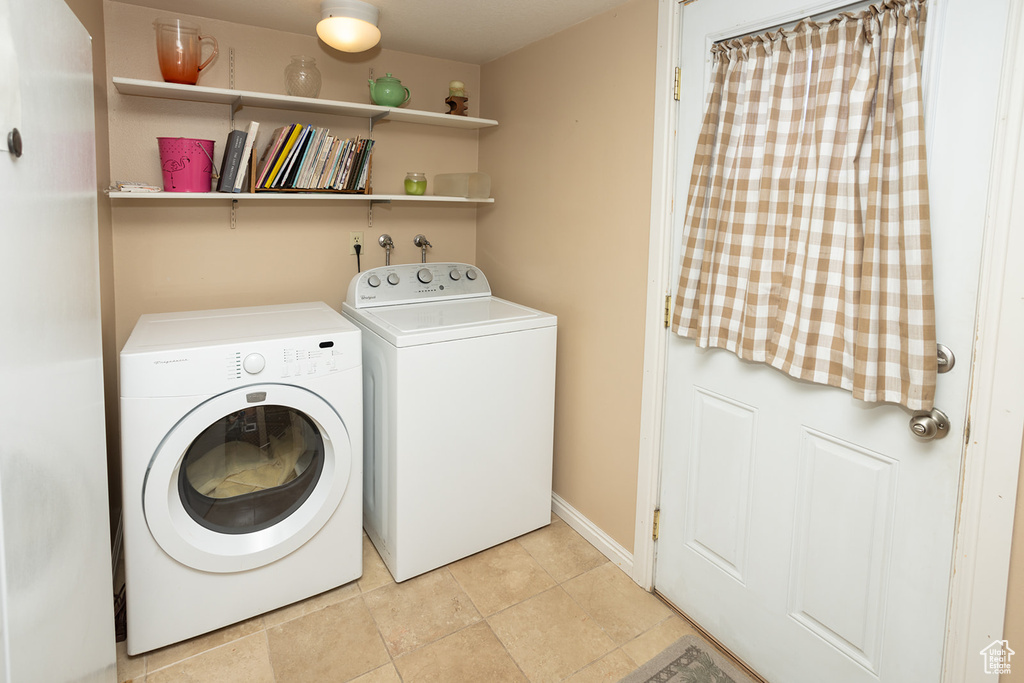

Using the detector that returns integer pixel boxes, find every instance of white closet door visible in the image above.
[0,0,115,680]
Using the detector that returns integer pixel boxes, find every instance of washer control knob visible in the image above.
[387,273,400,286]
[367,274,381,288]
[418,268,433,284]
[449,269,462,281]
[466,268,478,281]
[242,353,266,375]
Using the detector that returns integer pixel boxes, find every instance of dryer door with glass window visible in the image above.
[143,384,351,573]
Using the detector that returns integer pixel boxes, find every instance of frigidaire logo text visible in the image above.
[154,358,189,365]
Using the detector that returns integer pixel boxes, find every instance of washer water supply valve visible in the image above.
[379,234,394,266]
[414,234,432,263]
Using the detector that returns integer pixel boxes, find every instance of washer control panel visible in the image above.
[347,262,491,308]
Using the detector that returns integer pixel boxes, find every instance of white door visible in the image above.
[655,1,1010,682]
[0,0,116,682]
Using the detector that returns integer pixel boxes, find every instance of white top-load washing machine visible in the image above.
[342,263,556,582]
[119,302,362,654]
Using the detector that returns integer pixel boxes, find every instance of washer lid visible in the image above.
[343,296,556,347]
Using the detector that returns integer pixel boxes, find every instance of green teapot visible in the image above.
[368,73,411,107]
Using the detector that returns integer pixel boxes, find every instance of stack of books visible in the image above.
[216,121,260,193]
[252,125,375,193]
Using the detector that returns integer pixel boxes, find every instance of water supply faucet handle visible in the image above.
[379,234,394,266]
[413,234,432,263]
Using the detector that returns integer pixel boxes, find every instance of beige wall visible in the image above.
[478,0,659,553]
[64,0,119,536]
[104,1,484,350]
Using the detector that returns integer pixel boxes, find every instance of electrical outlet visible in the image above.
[349,231,364,255]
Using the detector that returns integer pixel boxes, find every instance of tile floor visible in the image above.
[117,515,711,682]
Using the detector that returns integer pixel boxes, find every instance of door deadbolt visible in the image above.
[7,128,22,158]
[936,343,955,373]
[909,408,950,441]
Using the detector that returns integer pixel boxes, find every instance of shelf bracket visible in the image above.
[369,112,387,134]
[368,198,392,231]
[231,199,238,229]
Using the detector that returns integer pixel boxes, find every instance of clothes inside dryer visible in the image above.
[179,405,324,534]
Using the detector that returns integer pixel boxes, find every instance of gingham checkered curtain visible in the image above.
[672,0,936,410]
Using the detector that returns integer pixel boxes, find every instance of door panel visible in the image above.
[788,429,897,672]
[655,1,1010,681]
[686,390,756,583]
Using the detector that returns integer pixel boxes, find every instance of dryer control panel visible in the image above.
[119,302,362,398]
[229,340,352,381]
[346,262,491,308]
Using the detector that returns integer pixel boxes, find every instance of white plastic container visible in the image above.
[433,172,491,198]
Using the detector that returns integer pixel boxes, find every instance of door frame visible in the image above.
[632,1,1024,681]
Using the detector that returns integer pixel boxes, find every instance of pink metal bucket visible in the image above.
[157,137,215,192]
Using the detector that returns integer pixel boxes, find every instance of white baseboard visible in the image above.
[551,492,634,575]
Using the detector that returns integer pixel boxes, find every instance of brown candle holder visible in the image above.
[445,96,469,116]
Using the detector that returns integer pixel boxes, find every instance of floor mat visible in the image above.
[618,634,757,683]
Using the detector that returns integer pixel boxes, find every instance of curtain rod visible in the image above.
[713,0,875,45]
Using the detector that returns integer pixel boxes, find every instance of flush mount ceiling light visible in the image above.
[317,0,381,53]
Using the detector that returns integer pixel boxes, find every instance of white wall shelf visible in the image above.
[112,77,499,130]
[108,192,493,203]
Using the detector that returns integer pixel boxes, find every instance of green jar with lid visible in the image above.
[404,172,426,195]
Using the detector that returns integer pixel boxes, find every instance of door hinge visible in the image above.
[673,67,681,101]
[652,508,661,541]
[664,294,671,328]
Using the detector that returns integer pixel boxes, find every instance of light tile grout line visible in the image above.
[514,537,688,681]
[461,537,564,676]
[544,566,629,681]
[441,532,663,682]
[142,627,268,678]
[345,590,395,681]
[367,528,605,682]
[355,521,623,682]
[443,542,539,683]
[532,530,632,681]
[261,628,276,683]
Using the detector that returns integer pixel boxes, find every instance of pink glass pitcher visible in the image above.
[154,19,218,85]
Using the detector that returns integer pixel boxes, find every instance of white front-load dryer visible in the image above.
[119,302,362,655]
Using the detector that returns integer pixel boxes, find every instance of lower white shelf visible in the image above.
[107,192,493,203]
